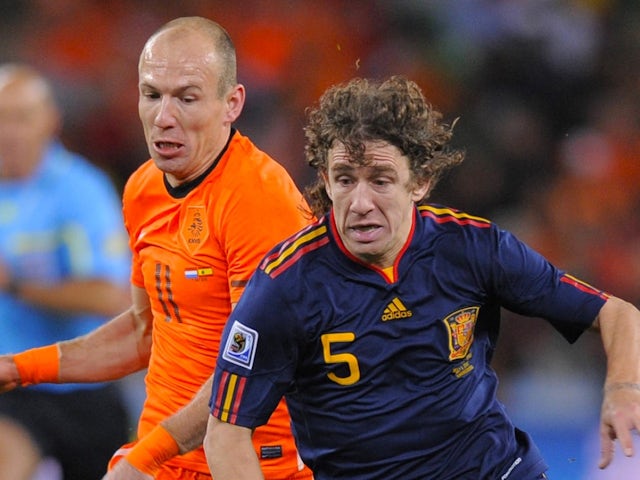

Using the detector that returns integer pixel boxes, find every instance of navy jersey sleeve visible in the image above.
[481,225,608,342]
[210,267,298,428]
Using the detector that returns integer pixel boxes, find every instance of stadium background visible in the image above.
[1,1,639,478]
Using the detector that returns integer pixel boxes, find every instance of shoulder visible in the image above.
[215,132,310,225]
[123,159,160,201]
[414,204,502,268]
[225,132,298,191]
[417,204,493,231]
[417,204,496,243]
[258,216,331,279]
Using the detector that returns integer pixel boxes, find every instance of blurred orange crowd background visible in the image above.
[1,1,639,477]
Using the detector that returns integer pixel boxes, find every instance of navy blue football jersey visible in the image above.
[211,205,607,480]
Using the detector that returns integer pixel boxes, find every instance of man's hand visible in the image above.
[102,458,153,480]
[599,383,640,469]
[0,355,21,393]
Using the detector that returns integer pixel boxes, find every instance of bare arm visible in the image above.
[205,415,263,480]
[159,376,214,453]
[58,284,153,382]
[0,284,151,395]
[105,305,234,479]
[103,376,212,480]
[103,388,241,480]
[592,296,640,469]
[158,302,243,453]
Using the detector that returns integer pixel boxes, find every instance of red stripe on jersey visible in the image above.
[230,376,247,424]
[269,237,330,278]
[259,222,320,270]
[261,220,328,277]
[421,210,491,228]
[212,370,230,418]
[561,274,609,300]
[260,220,326,270]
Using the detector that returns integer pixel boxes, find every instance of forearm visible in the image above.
[596,296,640,386]
[58,306,151,382]
[9,285,151,386]
[161,376,214,453]
[205,416,263,480]
[119,376,215,474]
[593,295,640,468]
[10,278,131,317]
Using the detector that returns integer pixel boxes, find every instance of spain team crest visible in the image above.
[443,306,479,361]
[180,206,209,254]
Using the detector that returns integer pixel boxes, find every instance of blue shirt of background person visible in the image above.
[0,73,130,393]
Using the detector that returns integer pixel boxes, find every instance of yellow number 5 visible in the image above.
[321,332,360,385]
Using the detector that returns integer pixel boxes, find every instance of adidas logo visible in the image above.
[381,297,413,321]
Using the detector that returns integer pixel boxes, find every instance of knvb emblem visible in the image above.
[443,306,479,361]
[181,206,209,253]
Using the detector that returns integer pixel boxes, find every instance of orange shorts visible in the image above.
[153,464,313,480]
[283,466,314,480]
[108,443,210,479]
[153,466,210,480]
[109,442,314,479]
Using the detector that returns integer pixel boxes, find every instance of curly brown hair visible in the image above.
[303,76,464,218]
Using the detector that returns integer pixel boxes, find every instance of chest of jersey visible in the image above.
[134,194,231,333]
[293,254,493,417]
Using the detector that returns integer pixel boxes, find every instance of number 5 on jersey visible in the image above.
[321,332,361,386]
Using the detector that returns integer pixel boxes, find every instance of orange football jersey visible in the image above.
[123,130,311,476]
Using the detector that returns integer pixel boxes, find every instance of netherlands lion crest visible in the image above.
[180,205,209,253]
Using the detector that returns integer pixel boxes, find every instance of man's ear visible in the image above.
[322,172,333,201]
[225,84,246,123]
[411,180,431,203]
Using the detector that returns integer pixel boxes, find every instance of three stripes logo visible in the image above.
[381,297,413,321]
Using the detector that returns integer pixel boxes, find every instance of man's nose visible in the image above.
[154,97,177,127]
[349,182,375,215]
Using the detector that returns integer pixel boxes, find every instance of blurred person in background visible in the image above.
[0,64,132,479]
[0,17,313,480]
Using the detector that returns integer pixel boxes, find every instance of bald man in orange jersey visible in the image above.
[110,133,311,478]
[0,16,313,480]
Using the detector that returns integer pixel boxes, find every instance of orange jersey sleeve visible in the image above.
[122,131,312,476]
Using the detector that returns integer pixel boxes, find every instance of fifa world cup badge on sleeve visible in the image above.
[222,321,258,369]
